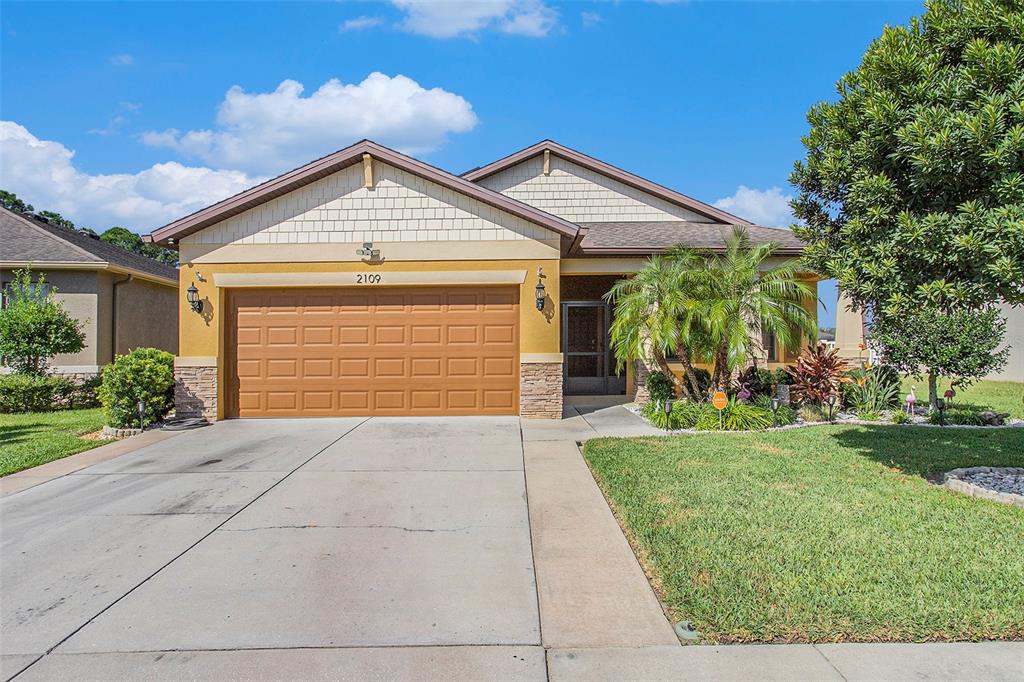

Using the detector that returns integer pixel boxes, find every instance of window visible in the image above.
[762,327,777,363]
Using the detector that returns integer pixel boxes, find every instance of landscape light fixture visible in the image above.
[136,399,147,430]
[534,267,546,312]
[935,397,947,426]
[825,394,838,422]
[186,282,203,313]
[770,397,781,427]
[663,399,674,417]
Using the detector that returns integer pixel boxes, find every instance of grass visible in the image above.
[0,408,110,477]
[899,377,1024,419]
[584,425,1024,643]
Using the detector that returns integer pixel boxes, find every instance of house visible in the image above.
[835,290,1024,382]
[1,207,179,380]
[150,140,815,420]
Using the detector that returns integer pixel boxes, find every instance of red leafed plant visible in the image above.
[786,343,846,405]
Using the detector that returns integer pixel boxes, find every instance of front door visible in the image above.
[562,301,625,395]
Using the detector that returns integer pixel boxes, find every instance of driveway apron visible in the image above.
[1,416,539,679]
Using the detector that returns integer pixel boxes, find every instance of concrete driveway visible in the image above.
[1,417,544,681]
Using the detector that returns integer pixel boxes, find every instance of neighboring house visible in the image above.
[0,207,179,380]
[150,140,815,420]
[835,290,1023,382]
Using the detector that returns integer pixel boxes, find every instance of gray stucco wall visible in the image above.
[991,302,1023,382]
[1,268,178,375]
[110,273,178,356]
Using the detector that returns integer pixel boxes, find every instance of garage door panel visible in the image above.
[227,286,519,417]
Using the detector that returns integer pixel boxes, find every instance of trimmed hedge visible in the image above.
[0,374,76,413]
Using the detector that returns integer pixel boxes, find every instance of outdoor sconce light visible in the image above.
[534,267,546,312]
[356,242,380,259]
[186,282,203,314]
[770,397,781,427]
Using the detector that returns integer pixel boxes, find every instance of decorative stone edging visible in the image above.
[101,425,144,439]
[943,467,1024,508]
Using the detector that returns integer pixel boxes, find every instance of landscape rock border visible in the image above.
[100,425,143,439]
[943,467,1024,509]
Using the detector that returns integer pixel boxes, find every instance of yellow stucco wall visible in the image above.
[178,259,562,417]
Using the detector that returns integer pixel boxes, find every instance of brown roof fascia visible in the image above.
[149,140,580,245]
[462,140,751,226]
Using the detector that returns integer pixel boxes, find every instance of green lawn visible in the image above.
[0,408,111,477]
[899,377,1024,418]
[584,426,1024,643]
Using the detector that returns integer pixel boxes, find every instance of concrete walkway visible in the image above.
[3,409,1022,680]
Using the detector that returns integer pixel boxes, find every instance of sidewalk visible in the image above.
[523,409,1024,681]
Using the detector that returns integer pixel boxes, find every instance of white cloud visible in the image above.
[581,11,602,28]
[88,115,129,137]
[340,16,383,31]
[0,121,258,232]
[110,53,133,66]
[392,0,557,38]
[714,186,794,228]
[140,73,478,176]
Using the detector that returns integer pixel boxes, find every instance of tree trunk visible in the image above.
[651,348,685,399]
[927,370,939,412]
[676,347,702,400]
[711,344,730,391]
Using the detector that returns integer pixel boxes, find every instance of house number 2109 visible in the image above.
[355,274,382,284]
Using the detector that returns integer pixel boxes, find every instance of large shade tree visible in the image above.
[790,0,1024,408]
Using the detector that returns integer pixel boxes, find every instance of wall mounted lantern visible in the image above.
[534,267,546,311]
[186,282,203,314]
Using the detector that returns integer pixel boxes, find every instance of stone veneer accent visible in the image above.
[520,361,563,419]
[174,364,218,420]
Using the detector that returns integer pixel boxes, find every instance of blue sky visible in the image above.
[0,1,922,326]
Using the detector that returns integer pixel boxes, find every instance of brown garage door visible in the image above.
[226,287,520,417]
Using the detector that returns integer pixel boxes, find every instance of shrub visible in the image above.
[0,269,86,375]
[787,343,844,406]
[928,406,985,426]
[670,400,706,429]
[844,363,900,414]
[99,348,175,428]
[0,374,75,412]
[70,376,102,409]
[645,370,676,403]
[735,366,777,401]
[696,398,773,431]
[890,410,911,425]
[753,395,796,426]
[686,367,713,397]
[799,404,826,423]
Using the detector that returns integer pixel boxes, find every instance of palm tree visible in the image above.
[606,227,818,399]
[604,253,708,399]
[679,227,818,390]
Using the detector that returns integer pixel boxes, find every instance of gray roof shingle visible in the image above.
[0,207,178,282]
[575,221,804,255]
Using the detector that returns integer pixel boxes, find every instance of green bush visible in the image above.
[696,398,773,431]
[799,404,827,423]
[0,269,86,375]
[753,395,796,426]
[890,410,911,425]
[0,374,76,412]
[686,367,713,397]
[70,376,102,409]
[928,405,986,426]
[645,370,676,403]
[99,348,175,428]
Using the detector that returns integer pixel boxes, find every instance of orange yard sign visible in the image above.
[712,391,728,410]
